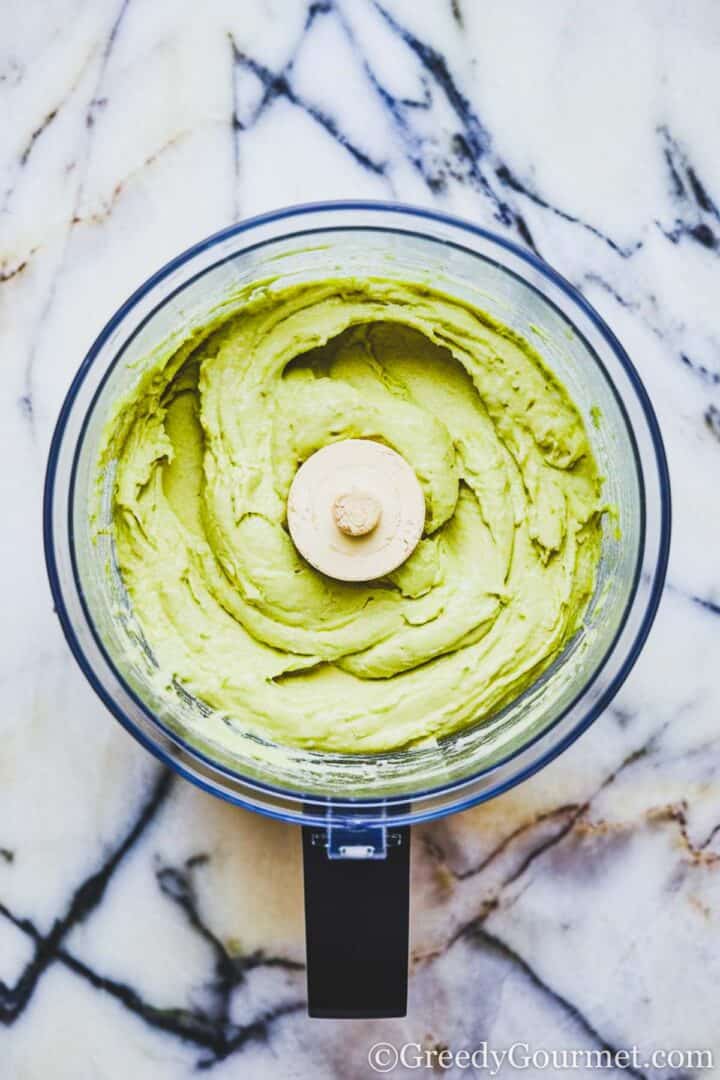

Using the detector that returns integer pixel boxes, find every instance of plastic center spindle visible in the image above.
[332,491,382,537]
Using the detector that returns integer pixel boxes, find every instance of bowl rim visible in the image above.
[43,199,671,825]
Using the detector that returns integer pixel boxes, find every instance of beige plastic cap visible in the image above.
[287,439,426,582]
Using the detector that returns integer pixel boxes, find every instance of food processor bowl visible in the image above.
[44,202,670,1017]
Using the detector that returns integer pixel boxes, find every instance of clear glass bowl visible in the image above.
[44,202,670,827]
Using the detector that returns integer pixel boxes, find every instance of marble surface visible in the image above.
[2,0,720,1076]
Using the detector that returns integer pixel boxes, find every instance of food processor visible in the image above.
[44,202,670,1019]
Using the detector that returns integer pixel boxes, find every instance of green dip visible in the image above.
[100,278,604,754]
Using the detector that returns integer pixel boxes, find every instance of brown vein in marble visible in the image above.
[0,245,41,289]
[1,35,101,215]
[415,732,664,964]
[0,256,30,283]
[411,731,718,1080]
[648,802,720,866]
[18,107,59,166]
[71,130,191,225]
[18,0,134,434]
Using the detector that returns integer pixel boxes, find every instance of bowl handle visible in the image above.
[302,818,410,1018]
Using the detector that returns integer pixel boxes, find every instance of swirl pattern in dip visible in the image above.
[102,279,604,753]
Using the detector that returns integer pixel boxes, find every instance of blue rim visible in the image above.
[43,200,671,826]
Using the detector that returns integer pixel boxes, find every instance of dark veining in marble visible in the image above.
[369,1,523,218]
[233,45,386,173]
[228,0,547,251]
[0,849,14,864]
[306,0,333,26]
[66,952,301,1071]
[495,163,640,256]
[229,0,644,262]
[155,853,304,1045]
[0,901,301,1069]
[228,37,242,220]
[358,1,636,256]
[0,767,304,1066]
[585,271,720,399]
[3,99,65,211]
[1,8,718,1070]
[464,926,648,1080]
[663,220,719,250]
[511,211,537,253]
[18,107,59,166]
[700,820,720,853]
[658,126,720,250]
[705,404,720,441]
[609,704,635,729]
[581,272,643,312]
[86,95,109,129]
[0,768,172,1024]
[692,593,720,617]
[660,126,719,217]
[664,580,720,621]
[0,242,41,287]
[372,1,491,157]
[450,0,464,28]
[230,41,387,175]
[361,3,541,249]
[680,353,720,387]
[100,0,133,76]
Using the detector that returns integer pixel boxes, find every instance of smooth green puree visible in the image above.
[101,278,604,754]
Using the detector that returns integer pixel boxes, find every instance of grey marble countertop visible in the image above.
[2,1,719,1077]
